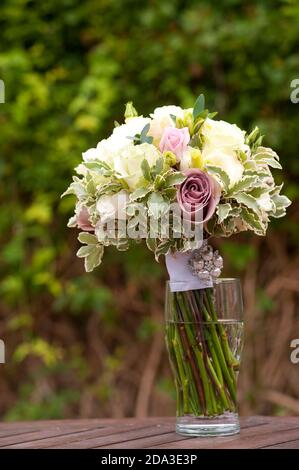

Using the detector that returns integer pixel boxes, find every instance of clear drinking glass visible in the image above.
[165,278,244,437]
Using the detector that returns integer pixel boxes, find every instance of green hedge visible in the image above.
[0,0,298,419]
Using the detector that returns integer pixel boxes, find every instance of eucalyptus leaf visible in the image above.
[140,123,153,144]
[193,94,205,119]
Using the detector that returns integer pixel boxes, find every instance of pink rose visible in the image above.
[177,169,221,223]
[159,127,190,158]
[76,206,94,232]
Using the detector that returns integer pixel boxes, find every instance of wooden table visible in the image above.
[0,416,298,449]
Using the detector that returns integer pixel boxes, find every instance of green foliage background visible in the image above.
[0,0,298,419]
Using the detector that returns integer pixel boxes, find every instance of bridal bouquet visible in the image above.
[63,95,290,272]
[63,96,290,435]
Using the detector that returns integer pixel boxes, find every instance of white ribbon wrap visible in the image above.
[165,251,213,292]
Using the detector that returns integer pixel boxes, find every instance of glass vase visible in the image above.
[165,278,244,437]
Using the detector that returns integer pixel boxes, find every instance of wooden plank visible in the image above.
[2,421,166,449]
[97,416,269,449]
[45,417,268,449]
[0,423,107,448]
[0,417,298,449]
[263,439,299,449]
[0,417,175,448]
[153,419,299,449]
[96,432,188,449]
[47,424,176,449]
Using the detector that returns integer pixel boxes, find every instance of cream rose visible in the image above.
[201,118,249,154]
[202,148,244,188]
[149,106,185,143]
[201,118,247,188]
[113,142,161,190]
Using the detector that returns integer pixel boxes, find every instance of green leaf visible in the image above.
[61,181,86,199]
[193,94,205,119]
[154,240,172,261]
[154,174,166,190]
[234,192,261,214]
[130,186,151,202]
[271,193,291,218]
[205,165,230,192]
[217,203,232,223]
[84,161,111,171]
[84,245,104,272]
[228,176,258,195]
[240,207,266,235]
[253,147,282,169]
[78,232,98,245]
[164,172,186,187]
[146,237,157,253]
[84,161,114,176]
[124,101,138,118]
[163,187,177,200]
[97,182,123,198]
[151,157,164,177]
[255,156,282,169]
[140,123,153,144]
[141,159,152,182]
[244,168,270,178]
[76,245,94,258]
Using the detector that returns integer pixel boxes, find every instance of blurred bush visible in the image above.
[0,0,299,420]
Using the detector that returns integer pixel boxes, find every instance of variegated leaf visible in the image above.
[217,203,232,223]
[205,165,230,192]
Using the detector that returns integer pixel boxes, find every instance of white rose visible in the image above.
[110,116,151,151]
[96,190,129,223]
[82,116,151,163]
[202,148,244,188]
[114,142,161,190]
[202,118,249,154]
[82,139,115,165]
[150,105,185,121]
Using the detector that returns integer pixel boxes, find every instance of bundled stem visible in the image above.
[165,287,241,417]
